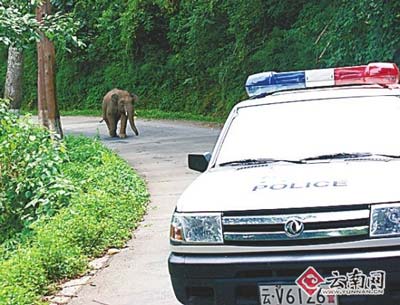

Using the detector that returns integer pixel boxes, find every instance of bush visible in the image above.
[0,105,149,305]
[0,101,73,243]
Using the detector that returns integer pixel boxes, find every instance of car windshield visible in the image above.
[216,96,400,165]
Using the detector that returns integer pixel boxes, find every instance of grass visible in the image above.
[138,109,225,123]
[23,108,226,124]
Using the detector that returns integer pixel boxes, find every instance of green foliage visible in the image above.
[0,0,83,50]
[0,2,40,48]
[7,0,400,117]
[0,100,73,242]
[0,106,148,304]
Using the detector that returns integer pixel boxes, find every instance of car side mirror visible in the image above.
[188,153,211,172]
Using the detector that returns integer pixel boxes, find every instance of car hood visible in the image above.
[177,160,400,212]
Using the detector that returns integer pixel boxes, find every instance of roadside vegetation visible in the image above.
[23,108,224,124]
[2,1,400,120]
[0,101,149,305]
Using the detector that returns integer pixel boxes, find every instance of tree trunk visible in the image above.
[4,47,24,113]
[36,0,63,138]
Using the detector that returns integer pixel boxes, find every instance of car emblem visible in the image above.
[284,218,304,237]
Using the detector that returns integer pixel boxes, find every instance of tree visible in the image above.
[4,46,23,112]
[37,1,62,137]
[0,0,82,137]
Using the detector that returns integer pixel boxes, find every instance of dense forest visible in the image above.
[2,0,400,118]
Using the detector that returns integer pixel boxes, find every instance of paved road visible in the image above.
[62,117,221,305]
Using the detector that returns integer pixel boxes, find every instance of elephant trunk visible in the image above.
[126,104,139,136]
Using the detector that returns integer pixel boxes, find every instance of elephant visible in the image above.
[102,88,139,138]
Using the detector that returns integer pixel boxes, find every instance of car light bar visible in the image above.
[245,63,400,97]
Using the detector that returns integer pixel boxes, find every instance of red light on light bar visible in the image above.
[334,63,399,85]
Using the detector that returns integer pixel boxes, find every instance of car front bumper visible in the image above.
[169,247,400,305]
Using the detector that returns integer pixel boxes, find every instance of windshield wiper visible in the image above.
[301,152,372,162]
[220,153,400,167]
[369,153,400,159]
[219,158,304,167]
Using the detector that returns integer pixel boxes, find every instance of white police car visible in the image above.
[169,63,400,305]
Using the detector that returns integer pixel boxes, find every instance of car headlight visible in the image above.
[170,212,223,244]
[370,203,400,237]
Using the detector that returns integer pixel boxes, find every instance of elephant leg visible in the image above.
[102,101,112,134]
[108,116,118,137]
[119,114,127,138]
[104,117,111,132]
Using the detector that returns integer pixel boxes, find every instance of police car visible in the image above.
[169,63,400,305]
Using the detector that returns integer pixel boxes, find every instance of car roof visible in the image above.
[235,85,400,109]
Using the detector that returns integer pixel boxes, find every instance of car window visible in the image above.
[216,96,400,164]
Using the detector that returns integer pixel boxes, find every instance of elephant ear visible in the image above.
[130,92,139,102]
[111,93,119,104]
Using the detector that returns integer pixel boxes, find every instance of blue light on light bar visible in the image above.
[245,71,305,97]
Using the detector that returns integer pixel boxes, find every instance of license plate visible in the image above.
[259,285,338,305]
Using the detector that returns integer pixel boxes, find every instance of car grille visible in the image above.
[222,205,370,246]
